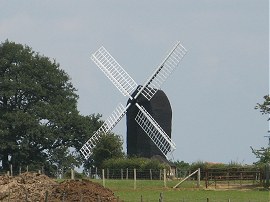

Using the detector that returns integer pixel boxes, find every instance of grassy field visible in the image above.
[92,179,270,202]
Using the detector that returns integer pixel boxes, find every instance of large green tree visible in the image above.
[0,40,103,173]
[0,40,125,174]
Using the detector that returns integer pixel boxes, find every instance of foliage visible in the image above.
[171,160,190,170]
[255,95,270,116]
[189,161,209,171]
[251,146,270,166]
[0,40,104,174]
[102,157,168,170]
[90,133,125,168]
[253,95,270,165]
[189,161,256,172]
[47,146,80,175]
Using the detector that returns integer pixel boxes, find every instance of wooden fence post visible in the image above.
[205,169,208,188]
[121,169,123,180]
[150,169,152,180]
[102,169,105,187]
[134,168,136,190]
[89,167,92,179]
[159,192,163,202]
[240,172,243,187]
[10,164,13,177]
[197,168,201,188]
[126,168,128,180]
[163,169,166,188]
[227,171,229,188]
[71,169,74,180]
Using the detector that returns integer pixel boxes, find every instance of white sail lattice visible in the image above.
[138,42,187,100]
[80,103,127,159]
[135,104,176,157]
[91,46,137,98]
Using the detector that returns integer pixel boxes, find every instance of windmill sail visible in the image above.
[135,42,187,101]
[135,104,176,157]
[81,41,187,160]
[91,46,137,99]
[80,103,128,159]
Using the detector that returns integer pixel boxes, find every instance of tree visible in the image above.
[0,40,126,174]
[172,160,190,170]
[251,146,270,165]
[91,133,125,168]
[0,40,103,173]
[47,145,79,177]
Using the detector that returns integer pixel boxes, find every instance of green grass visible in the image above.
[91,179,270,202]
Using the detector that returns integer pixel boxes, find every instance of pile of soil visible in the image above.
[0,172,57,201]
[0,172,118,202]
[50,180,118,201]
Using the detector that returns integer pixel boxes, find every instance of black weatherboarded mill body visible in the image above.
[126,86,172,158]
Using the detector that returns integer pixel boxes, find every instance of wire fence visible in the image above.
[0,165,265,189]
[85,168,263,187]
[0,167,268,202]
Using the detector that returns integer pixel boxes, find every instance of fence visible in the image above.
[204,168,263,189]
[84,167,264,189]
[0,165,45,176]
[0,165,265,189]
[87,168,169,180]
[0,166,268,202]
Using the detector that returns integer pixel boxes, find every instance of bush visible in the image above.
[102,157,168,170]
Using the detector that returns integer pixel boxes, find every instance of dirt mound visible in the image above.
[0,172,118,202]
[49,180,117,201]
[0,172,57,201]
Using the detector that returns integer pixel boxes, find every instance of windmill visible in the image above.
[80,41,187,160]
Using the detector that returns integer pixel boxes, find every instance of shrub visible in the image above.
[102,157,168,170]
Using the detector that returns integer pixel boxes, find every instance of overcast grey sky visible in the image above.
[0,0,268,164]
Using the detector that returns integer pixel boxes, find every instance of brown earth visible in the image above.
[0,172,118,202]
[49,180,118,201]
